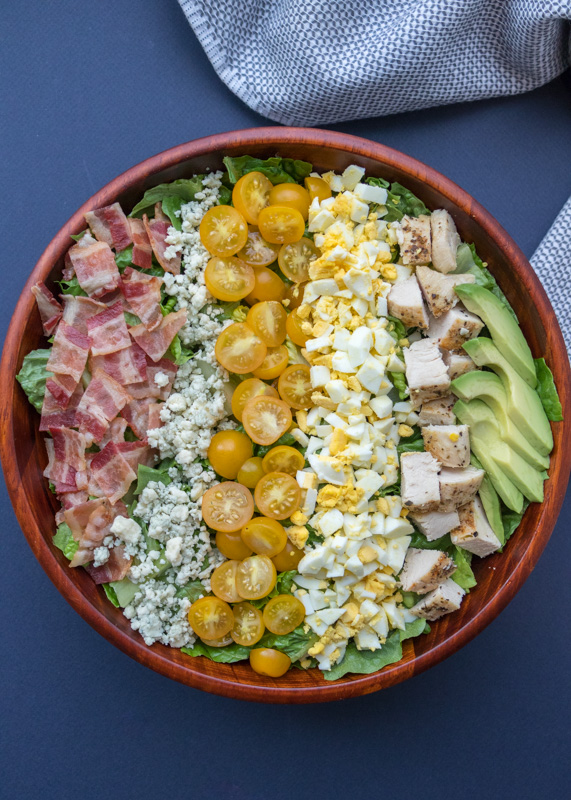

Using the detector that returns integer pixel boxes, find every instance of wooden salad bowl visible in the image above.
[1,128,569,703]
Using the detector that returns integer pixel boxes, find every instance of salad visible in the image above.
[17,155,562,680]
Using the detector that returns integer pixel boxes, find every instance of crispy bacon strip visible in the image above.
[90,342,147,387]
[89,442,136,504]
[86,301,131,356]
[84,203,132,252]
[125,357,177,401]
[129,218,153,270]
[67,237,120,298]
[99,417,129,447]
[116,440,155,472]
[85,546,132,584]
[40,381,83,431]
[76,369,132,443]
[64,498,105,541]
[143,205,181,275]
[61,295,106,335]
[44,373,79,409]
[120,267,163,331]
[32,282,62,336]
[46,320,90,385]
[129,309,187,362]
[69,499,129,568]
[121,398,163,439]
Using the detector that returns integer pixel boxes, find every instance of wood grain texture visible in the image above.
[1,128,569,703]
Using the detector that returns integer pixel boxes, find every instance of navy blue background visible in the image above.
[1,3,570,798]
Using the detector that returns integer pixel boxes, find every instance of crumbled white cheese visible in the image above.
[123,579,195,648]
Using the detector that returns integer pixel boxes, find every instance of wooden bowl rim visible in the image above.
[1,127,570,703]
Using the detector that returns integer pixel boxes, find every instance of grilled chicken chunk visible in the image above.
[409,508,461,541]
[451,497,502,557]
[399,548,457,593]
[443,350,476,380]
[422,424,470,467]
[410,579,465,620]
[416,266,475,318]
[387,275,429,329]
[430,209,460,274]
[404,338,451,407]
[417,394,457,426]
[428,305,484,350]
[400,214,432,265]
[439,465,485,510]
[400,451,441,512]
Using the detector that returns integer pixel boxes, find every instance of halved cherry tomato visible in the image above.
[304,176,332,204]
[201,481,254,532]
[252,346,289,380]
[258,206,305,245]
[254,471,301,520]
[188,596,234,639]
[215,322,267,374]
[204,256,255,302]
[278,364,313,409]
[272,542,304,571]
[236,456,265,489]
[242,396,292,445]
[232,172,273,225]
[207,430,253,479]
[285,309,309,346]
[241,516,287,557]
[284,282,306,310]
[263,594,305,635]
[231,602,265,646]
[262,445,305,476]
[278,237,319,283]
[215,529,253,560]
[247,301,287,347]
[249,648,291,677]
[199,205,248,257]
[200,634,233,647]
[231,378,278,422]
[236,555,276,600]
[268,183,311,220]
[237,227,281,268]
[210,559,242,603]
[245,267,286,304]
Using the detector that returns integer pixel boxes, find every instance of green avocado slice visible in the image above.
[455,283,537,388]
[471,454,505,545]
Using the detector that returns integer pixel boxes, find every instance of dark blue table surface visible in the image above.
[1,3,570,798]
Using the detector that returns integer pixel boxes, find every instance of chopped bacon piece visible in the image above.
[89,442,136,504]
[84,203,132,252]
[76,369,132,442]
[143,206,181,275]
[40,381,83,431]
[85,546,132,584]
[51,427,87,471]
[61,295,106,335]
[121,398,163,439]
[68,238,120,298]
[129,218,153,270]
[116,440,155,472]
[86,301,131,356]
[46,320,90,385]
[32,282,62,336]
[100,417,129,447]
[148,402,163,431]
[90,342,147,386]
[129,309,187,362]
[59,490,90,510]
[45,373,79,409]
[125,357,177,400]
[120,267,163,331]
[64,497,105,540]
[69,500,129,568]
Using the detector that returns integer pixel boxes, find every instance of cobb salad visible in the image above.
[17,154,562,680]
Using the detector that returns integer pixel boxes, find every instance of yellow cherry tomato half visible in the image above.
[284,282,306,310]
[245,267,286,304]
[262,445,305,476]
[304,175,332,204]
[199,205,248,257]
[236,554,277,600]
[242,395,292,446]
[263,594,305,635]
[231,377,278,422]
[215,322,267,374]
[254,471,301,520]
[232,172,273,225]
[237,227,281,268]
[241,516,287,557]
[201,481,254,532]
[231,602,265,647]
[247,301,287,347]
[204,256,255,302]
[268,183,311,220]
[249,648,291,677]
[257,206,305,245]
[285,309,309,346]
[207,430,253,479]
[200,634,233,648]
[236,456,265,489]
[278,364,313,410]
[278,237,319,283]
[188,596,234,640]
[252,346,289,381]
[272,542,304,572]
[215,529,253,560]
[210,559,242,603]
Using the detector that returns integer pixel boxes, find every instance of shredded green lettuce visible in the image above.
[57,276,87,297]
[451,546,477,591]
[255,431,297,458]
[175,580,207,603]
[161,196,184,230]
[102,584,120,608]
[134,463,173,496]
[455,242,518,321]
[397,426,424,455]
[181,623,316,664]
[389,371,408,400]
[115,246,134,271]
[108,578,139,607]
[16,348,52,412]
[130,177,205,217]
[53,523,79,561]
[534,358,563,421]
[502,501,530,544]
[223,155,312,186]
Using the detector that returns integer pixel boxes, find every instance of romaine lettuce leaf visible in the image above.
[109,578,139,607]
[502,501,530,544]
[16,348,52,412]
[455,242,518,321]
[181,639,251,663]
[175,580,207,603]
[134,463,172,495]
[534,358,563,421]
[223,156,312,186]
[451,546,477,591]
[255,431,297,458]
[57,276,88,297]
[181,623,316,664]
[102,584,120,608]
[397,427,424,455]
[161,196,183,230]
[115,246,134,271]
[384,182,430,222]
[164,333,194,366]
[130,177,205,218]
[53,523,79,561]
[389,371,408,400]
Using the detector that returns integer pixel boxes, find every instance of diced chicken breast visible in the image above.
[410,578,465,620]
[451,497,502,557]
[430,209,461,274]
[409,508,461,541]
[417,394,456,426]
[400,214,432,265]
[399,547,457,593]
[428,305,484,350]
[387,275,429,329]
[439,466,485,510]
[416,266,475,318]
[400,451,441,512]
[443,350,476,380]
[404,338,451,407]
[422,424,470,467]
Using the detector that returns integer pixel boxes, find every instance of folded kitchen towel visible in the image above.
[179,0,570,349]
